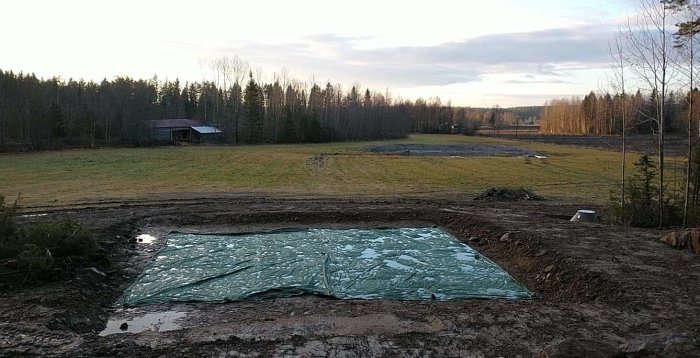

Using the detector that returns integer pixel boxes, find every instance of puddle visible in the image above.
[20,213,48,218]
[136,234,157,244]
[99,311,187,336]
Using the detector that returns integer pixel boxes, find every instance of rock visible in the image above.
[500,233,511,242]
[619,332,698,357]
[679,230,691,247]
[690,230,700,255]
[123,268,140,277]
[660,231,680,247]
[661,230,697,249]
[535,249,548,257]
[537,339,618,358]
[119,322,128,331]
[88,267,106,277]
[544,265,556,273]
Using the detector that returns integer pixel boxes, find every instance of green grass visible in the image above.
[0,134,687,206]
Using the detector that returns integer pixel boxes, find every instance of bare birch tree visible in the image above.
[609,32,630,222]
[623,0,680,227]
[673,0,700,226]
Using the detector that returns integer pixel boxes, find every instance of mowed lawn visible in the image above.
[0,134,686,206]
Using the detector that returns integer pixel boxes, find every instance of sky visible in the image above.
[0,0,639,107]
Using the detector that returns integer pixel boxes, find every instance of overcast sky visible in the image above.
[1,0,637,107]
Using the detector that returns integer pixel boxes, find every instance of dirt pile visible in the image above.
[474,187,545,201]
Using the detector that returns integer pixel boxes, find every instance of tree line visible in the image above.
[409,99,540,135]
[0,63,546,151]
[540,90,697,135]
[552,0,700,228]
[0,68,413,150]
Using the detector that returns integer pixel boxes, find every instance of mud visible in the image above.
[1,194,699,357]
[483,133,689,157]
[361,143,537,157]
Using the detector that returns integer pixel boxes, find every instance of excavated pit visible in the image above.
[8,197,696,357]
[102,226,532,336]
[115,228,530,306]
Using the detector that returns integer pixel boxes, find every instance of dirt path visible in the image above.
[1,194,698,357]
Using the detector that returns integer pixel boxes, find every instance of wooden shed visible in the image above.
[148,119,223,143]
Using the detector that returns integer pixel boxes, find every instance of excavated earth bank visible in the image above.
[1,194,699,357]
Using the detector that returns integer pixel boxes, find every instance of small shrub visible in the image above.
[690,147,700,225]
[474,187,545,201]
[0,196,18,251]
[0,195,106,286]
[609,154,688,227]
[25,221,96,260]
[17,244,54,271]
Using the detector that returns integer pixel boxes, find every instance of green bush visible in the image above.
[25,221,96,260]
[0,196,17,247]
[17,244,54,271]
[610,154,693,228]
[0,196,106,285]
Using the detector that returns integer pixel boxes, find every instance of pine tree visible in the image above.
[243,73,264,144]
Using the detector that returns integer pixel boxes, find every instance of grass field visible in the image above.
[0,134,687,206]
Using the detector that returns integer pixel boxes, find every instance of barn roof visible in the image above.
[192,126,223,134]
[149,119,203,128]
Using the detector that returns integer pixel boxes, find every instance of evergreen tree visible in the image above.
[243,73,264,144]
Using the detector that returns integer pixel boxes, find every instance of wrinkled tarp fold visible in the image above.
[116,228,530,306]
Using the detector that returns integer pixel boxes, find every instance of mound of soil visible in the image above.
[474,187,545,201]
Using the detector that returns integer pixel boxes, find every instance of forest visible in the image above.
[0,63,540,151]
[0,69,412,150]
[540,90,697,135]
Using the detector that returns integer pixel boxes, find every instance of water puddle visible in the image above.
[136,234,157,244]
[20,213,48,218]
[99,310,187,336]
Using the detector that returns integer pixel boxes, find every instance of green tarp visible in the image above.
[116,228,530,306]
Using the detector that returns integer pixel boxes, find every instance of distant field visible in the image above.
[0,134,687,207]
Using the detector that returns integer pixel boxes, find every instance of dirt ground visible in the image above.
[482,133,690,157]
[361,144,537,157]
[1,194,699,357]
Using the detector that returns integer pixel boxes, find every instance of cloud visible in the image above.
[504,79,572,84]
[193,22,615,89]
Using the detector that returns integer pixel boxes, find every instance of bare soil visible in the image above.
[1,194,699,357]
[361,144,537,157]
[482,133,690,157]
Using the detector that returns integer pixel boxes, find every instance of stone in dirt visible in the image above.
[690,230,700,255]
[619,332,699,357]
[660,231,681,247]
[660,229,700,254]
[537,339,619,358]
